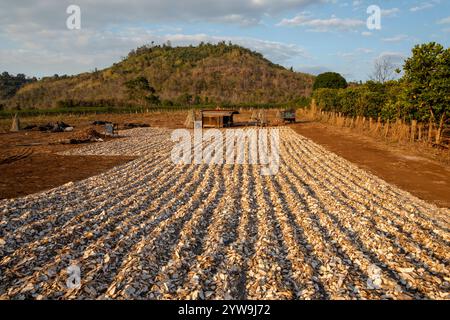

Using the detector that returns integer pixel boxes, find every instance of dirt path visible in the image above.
[291,122,450,208]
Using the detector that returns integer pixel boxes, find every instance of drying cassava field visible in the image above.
[0,127,449,300]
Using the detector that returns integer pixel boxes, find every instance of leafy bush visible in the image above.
[403,42,450,124]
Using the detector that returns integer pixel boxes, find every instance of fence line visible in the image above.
[299,105,449,148]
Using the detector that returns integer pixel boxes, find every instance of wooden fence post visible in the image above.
[375,117,381,133]
[384,119,390,138]
[410,120,417,143]
[418,123,423,141]
[435,114,445,145]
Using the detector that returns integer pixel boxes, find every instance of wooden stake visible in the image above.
[384,119,390,138]
[428,117,434,143]
[410,120,417,143]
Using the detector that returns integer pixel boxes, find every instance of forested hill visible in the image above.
[4,42,314,109]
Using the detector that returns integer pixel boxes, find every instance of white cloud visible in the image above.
[0,0,325,30]
[381,34,409,42]
[410,1,439,12]
[334,48,374,60]
[381,8,400,17]
[0,27,310,76]
[277,13,364,32]
[437,16,450,24]
[377,51,407,63]
[356,48,373,54]
[0,0,324,75]
[211,14,260,26]
[163,33,310,62]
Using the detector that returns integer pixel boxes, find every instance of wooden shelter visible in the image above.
[200,110,239,128]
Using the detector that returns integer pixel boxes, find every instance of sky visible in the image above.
[0,0,449,81]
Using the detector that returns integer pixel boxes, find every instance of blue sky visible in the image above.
[0,0,449,81]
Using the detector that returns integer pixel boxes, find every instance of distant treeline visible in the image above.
[0,97,310,119]
[0,72,36,101]
[313,82,403,120]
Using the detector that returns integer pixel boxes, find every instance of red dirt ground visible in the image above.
[0,126,137,200]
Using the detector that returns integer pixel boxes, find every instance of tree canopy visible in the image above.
[124,76,160,106]
[402,42,450,123]
[0,72,36,100]
[313,72,348,90]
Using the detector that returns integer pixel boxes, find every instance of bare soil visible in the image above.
[0,153,135,199]
[291,122,450,208]
[0,126,138,199]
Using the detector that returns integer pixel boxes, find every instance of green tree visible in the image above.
[402,42,450,136]
[313,72,348,90]
[0,72,36,100]
[124,76,160,106]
